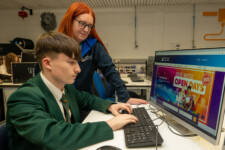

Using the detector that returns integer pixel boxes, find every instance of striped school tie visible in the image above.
[60,94,71,123]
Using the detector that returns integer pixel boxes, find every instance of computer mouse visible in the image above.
[96,145,122,150]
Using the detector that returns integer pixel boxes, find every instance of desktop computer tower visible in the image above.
[146,56,154,80]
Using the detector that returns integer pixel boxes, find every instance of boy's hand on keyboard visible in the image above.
[108,103,132,116]
[106,114,138,131]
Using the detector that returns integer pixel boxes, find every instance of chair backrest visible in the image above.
[93,71,107,99]
[0,122,8,150]
[92,71,115,102]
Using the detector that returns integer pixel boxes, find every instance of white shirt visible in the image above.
[40,72,71,120]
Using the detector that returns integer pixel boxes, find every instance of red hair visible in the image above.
[58,2,109,53]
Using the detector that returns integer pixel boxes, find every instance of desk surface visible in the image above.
[81,105,224,150]
[0,82,22,88]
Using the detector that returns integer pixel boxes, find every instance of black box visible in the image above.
[12,62,39,83]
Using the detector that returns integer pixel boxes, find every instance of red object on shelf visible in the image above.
[18,10,28,19]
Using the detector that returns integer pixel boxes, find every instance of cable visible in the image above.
[146,105,197,137]
[221,128,225,132]
[165,120,197,137]
[155,125,158,150]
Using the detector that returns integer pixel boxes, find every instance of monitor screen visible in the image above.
[150,47,225,145]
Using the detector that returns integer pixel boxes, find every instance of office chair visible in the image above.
[92,71,115,102]
[93,72,143,100]
[80,72,115,122]
[0,121,8,150]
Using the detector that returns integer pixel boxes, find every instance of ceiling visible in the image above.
[1,0,225,9]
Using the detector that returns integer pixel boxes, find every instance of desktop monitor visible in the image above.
[150,47,225,145]
[21,51,36,62]
[12,62,39,83]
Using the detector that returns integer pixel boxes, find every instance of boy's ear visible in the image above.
[42,57,52,70]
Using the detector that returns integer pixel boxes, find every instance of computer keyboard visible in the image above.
[130,76,144,82]
[123,107,164,148]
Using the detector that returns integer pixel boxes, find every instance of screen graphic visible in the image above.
[150,48,225,140]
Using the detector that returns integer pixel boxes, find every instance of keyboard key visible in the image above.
[124,107,164,148]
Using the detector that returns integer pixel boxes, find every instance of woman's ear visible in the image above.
[42,57,51,71]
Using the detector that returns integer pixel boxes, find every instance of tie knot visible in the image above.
[60,94,68,103]
[62,99,68,103]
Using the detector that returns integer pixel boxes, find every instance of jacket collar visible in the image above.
[81,37,97,57]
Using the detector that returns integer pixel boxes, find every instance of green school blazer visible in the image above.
[6,74,114,150]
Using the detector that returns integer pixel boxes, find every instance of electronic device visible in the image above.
[128,73,138,78]
[123,107,163,148]
[21,52,36,62]
[150,47,225,145]
[128,73,144,82]
[0,43,21,55]
[12,62,39,83]
[114,59,146,75]
[96,145,122,150]
[146,56,155,80]
[0,73,12,82]
[130,76,144,82]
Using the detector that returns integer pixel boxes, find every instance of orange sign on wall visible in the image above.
[202,8,225,41]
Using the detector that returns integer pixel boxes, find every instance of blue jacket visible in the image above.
[75,37,130,102]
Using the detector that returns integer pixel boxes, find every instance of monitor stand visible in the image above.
[166,117,193,135]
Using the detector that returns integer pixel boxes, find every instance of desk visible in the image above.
[121,76,151,100]
[81,105,224,150]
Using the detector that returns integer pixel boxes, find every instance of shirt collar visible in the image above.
[40,72,64,101]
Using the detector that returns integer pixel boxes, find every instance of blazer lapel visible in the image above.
[64,86,81,123]
[33,74,65,121]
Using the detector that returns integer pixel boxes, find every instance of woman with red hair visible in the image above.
[59,2,148,105]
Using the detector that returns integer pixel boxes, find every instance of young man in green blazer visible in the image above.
[6,32,138,150]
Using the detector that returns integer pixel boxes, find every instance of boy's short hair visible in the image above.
[35,32,81,68]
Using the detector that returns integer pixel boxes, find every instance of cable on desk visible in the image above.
[152,116,163,122]
[165,120,197,137]
[222,128,225,132]
[146,104,197,137]
[147,104,158,111]
[155,125,158,150]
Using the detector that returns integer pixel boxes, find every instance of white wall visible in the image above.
[0,4,225,59]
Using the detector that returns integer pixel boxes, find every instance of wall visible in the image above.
[0,4,225,59]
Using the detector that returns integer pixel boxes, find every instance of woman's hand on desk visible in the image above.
[108,103,132,116]
[127,98,149,105]
[106,114,138,131]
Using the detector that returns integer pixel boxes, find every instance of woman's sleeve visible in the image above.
[93,42,130,102]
